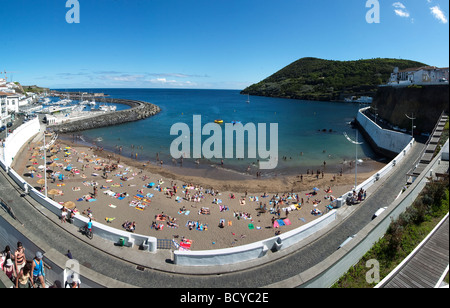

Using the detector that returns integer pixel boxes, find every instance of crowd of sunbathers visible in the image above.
[151,213,179,230]
[122,221,136,232]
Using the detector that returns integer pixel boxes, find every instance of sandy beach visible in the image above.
[12,134,386,251]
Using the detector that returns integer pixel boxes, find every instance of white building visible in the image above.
[0,92,11,127]
[388,66,449,86]
[0,91,20,113]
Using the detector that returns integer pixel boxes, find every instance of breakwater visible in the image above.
[48,98,161,134]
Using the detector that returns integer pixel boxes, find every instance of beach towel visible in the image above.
[108,204,117,208]
[105,217,115,222]
[179,242,191,250]
[273,221,280,228]
[283,218,292,226]
[88,199,97,202]
[299,218,306,223]
[277,219,285,226]
[248,223,255,230]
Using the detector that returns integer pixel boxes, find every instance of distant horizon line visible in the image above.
[49,87,246,91]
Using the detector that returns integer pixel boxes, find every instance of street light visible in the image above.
[43,125,47,197]
[406,113,416,141]
[344,130,364,190]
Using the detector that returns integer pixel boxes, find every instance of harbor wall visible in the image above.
[356,107,412,159]
[48,99,161,134]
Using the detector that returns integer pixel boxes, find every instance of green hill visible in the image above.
[241,57,427,101]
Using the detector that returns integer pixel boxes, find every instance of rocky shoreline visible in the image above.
[48,98,161,134]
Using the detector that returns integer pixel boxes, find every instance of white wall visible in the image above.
[3,117,40,166]
[357,107,412,154]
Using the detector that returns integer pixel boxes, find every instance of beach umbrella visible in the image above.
[48,189,61,195]
[63,201,75,209]
[29,158,38,163]
[27,166,37,171]
[49,162,57,167]
[37,179,46,185]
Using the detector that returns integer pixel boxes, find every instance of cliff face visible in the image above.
[49,98,161,133]
[372,85,449,134]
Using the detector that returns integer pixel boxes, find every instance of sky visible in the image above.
[1,0,449,90]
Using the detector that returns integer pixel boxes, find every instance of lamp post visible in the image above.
[406,113,416,141]
[344,130,364,190]
[43,125,47,197]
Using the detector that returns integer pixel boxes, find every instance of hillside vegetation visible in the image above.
[241,57,427,101]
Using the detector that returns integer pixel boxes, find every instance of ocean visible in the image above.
[56,88,377,177]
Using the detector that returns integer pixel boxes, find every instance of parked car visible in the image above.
[6,122,13,128]
[372,207,388,220]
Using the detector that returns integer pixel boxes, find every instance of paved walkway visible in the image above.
[379,216,449,288]
[0,139,428,287]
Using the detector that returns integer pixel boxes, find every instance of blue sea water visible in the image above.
[57,88,376,176]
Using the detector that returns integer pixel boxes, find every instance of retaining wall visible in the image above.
[2,118,40,167]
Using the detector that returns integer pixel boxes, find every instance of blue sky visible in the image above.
[1,0,448,89]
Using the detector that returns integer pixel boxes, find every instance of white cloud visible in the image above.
[394,9,410,17]
[393,2,406,9]
[146,78,197,87]
[393,2,410,18]
[430,5,448,23]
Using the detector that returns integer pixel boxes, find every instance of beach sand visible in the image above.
[12,136,386,251]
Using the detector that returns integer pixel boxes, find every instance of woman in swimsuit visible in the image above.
[14,242,26,273]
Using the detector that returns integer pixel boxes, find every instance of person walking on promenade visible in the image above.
[15,263,34,288]
[31,251,51,288]
[14,242,26,273]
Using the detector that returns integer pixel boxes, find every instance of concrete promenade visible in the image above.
[0,135,428,287]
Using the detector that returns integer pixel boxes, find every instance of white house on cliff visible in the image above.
[388,66,449,86]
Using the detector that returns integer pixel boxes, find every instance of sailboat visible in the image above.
[246,94,250,104]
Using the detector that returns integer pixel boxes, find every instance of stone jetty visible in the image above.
[48,98,161,134]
